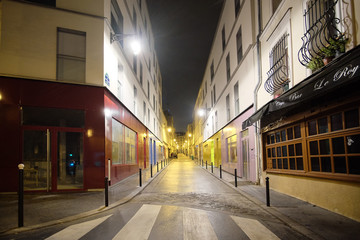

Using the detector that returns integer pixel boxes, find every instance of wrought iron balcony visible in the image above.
[265,34,289,94]
[298,0,345,67]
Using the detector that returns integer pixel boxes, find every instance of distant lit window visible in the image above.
[57,28,86,83]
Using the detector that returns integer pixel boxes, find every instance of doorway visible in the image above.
[241,129,249,180]
[22,127,84,191]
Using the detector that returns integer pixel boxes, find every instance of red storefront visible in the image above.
[0,77,148,192]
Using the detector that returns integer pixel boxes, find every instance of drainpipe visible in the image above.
[254,0,262,185]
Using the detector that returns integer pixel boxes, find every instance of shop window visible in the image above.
[112,119,137,165]
[266,107,360,179]
[227,135,237,163]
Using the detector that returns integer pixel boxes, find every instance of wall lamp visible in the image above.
[197,108,211,117]
[110,32,141,55]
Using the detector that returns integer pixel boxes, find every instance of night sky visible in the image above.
[147,0,223,132]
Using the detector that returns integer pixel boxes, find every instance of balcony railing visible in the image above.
[265,34,289,94]
[298,0,344,67]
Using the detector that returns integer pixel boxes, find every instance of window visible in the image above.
[234,82,239,116]
[222,26,226,51]
[236,26,243,64]
[226,53,231,82]
[132,6,137,31]
[227,135,237,163]
[111,0,123,46]
[265,125,304,171]
[215,111,218,130]
[143,101,146,123]
[125,127,137,164]
[133,86,137,113]
[272,0,282,14]
[213,85,216,106]
[113,120,137,165]
[226,94,230,121]
[57,28,86,83]
[147,81,150,99]
[265,107,360,179]
[235,0,240,17]
[298,0,344,67]
[210,60,215,83]
[265,34,289,95]
[133,55,137,74]
[139,62,143,86]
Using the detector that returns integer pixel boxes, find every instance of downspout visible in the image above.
[254,0,262,184]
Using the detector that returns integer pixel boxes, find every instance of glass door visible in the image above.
[23,129,51,191]
[57,131,84,190]
[241,129,249,180]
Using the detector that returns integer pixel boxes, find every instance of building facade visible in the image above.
[0,0,169,192]
[193,0,258,183]
[243,0,360,221]
[193,0,360,221]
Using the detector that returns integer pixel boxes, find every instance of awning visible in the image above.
[242,45,360,129]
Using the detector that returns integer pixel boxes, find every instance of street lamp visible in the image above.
[110,32,141,55]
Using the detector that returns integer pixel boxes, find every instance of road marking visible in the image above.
[112,204,161,240]
[231,215,280,240]
[183,208,218,240]
[45,214,112,240]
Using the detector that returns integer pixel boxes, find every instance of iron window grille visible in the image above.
[265,33,289,94]
[298,0,344,67]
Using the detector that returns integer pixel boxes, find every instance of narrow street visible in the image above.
[3,154,309,240]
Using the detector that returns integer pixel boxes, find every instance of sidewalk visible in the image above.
[0,160,169,235]
[198,160,360,240]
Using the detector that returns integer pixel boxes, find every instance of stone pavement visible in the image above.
[1,155,359,240]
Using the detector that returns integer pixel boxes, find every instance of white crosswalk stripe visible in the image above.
[45,214,112,240]
[45,205,281,240]
[112,204,161,240]
[231,215,280,240]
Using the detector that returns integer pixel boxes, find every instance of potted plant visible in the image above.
[320,44,335,65]
[307,56,324,71]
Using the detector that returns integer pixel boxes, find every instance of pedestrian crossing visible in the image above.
[45,204,280,240]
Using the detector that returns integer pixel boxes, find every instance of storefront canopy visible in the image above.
[242,45,360,129]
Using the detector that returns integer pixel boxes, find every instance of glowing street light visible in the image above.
[111,33,141,55]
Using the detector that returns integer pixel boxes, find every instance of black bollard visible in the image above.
[151,164,153,178]
[18,164,24,227]
[234,169,238,187]
[139,168,142,187]
[266,177,270,207]
[211,162,213,173]
[157,162,159,172]
[220,165,222,179]
[105,177,109,207]
[206,161,208,169]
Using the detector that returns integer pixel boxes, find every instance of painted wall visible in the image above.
[263,173,360,222]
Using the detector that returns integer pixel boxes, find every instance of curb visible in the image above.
[0,161,172,236]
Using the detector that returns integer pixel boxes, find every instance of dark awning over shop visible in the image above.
[242,45,360,129]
